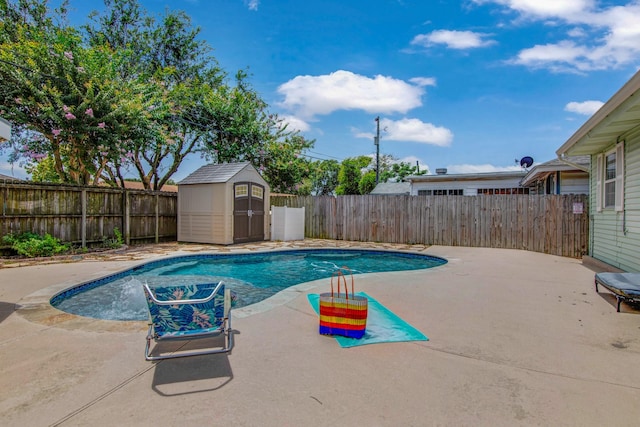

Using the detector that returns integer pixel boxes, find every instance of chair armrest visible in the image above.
[143,281,224,306]
[224,288,231,316]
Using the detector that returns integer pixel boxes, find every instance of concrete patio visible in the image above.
[1,240,639,426]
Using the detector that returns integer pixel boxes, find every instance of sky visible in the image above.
[2,0,640,181]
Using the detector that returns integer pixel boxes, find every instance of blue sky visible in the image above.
[3,0,640,180]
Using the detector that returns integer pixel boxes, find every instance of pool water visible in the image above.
[51,249,447,321]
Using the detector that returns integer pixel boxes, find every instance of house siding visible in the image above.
[559,171,589,195]
[410,176,525,196]
[590,128,640,271]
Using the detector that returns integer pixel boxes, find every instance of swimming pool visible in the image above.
[51,249,447,321]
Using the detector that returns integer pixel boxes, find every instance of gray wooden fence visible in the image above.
[1,182,177,246]
[271,194,589,258]
[1,182,589,258]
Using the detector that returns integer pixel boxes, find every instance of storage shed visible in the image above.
[178,162,270,244]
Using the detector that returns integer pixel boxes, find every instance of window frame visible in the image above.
[596,140,624,212]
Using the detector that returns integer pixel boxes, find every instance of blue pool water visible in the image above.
[51,249,447,321]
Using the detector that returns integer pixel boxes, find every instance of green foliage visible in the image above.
[2,232,69,258]
[309,159,340,196]
[1,0,306,192]
[336,156,371,195]
[102,227,124,249]
[358,170,377,194]
[24,155,63,183]
[258,134,314,195]
[380,161,427,183]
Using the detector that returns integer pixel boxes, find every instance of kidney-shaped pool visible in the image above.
[51,249,447,321]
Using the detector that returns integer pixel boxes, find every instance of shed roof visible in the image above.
[178,162,258,185]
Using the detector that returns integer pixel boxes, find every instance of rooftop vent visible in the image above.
[435,168,447,175]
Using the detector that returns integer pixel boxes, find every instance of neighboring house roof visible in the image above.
[178,162,260,185]
[557,69,640,156]
[0,173,22,181]
[520,156,590,187]
[406,170,526,183]
[122,181,178,192]
[370,182,411,195]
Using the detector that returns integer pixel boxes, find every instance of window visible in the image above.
[417,189,462,196]
[604,151,617,207]
[596,142,624,212]
[251,185,264,200]
[477,188,529,195]
[235,184,248,198]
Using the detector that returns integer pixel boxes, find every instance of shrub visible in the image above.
[103,227,124,249]
[2,232,69,258]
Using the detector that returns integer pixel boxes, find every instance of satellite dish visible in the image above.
[519,156,534,168]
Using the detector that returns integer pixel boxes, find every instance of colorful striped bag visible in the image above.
[319,267,368,339]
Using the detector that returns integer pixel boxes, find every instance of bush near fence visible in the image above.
[0,181,177,248]
[271,194,589,258]
[1,182,588,258]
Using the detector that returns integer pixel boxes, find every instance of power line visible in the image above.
[299,153,341,162]
[307,150,341,160]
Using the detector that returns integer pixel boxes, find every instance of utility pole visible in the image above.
[374,116,380,184]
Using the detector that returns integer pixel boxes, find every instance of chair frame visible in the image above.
[143,281,233,361]
[595,273,640,312]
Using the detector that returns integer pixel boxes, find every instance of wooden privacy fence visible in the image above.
[271,194,589,258]
[1,182,589,258]
[1,182,177,246]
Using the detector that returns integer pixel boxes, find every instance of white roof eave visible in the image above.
[557,70,640,157]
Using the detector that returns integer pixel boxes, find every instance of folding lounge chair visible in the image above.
[142,281,233,360]
[594,273,640,312]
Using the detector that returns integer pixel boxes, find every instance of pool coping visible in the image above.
[14,241,439,332]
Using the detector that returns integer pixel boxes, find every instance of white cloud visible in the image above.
[382,118,453,146]
[511,40,589,70]
[411,30,496,50]
[476,0,640,71]
[278,115,310,132]
[565,100,604,115]
[567,27,588,38]
[277,70,425,118]
[245,0,259,11]
[356,118,453,147]
[472,0,594,18]
[446,163,523,174]
[409,77,437,87]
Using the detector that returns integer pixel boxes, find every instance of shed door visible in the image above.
[233,182,265,243]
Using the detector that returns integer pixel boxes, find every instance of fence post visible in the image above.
[81,188,87,248]
[155,193,159,244]
[123,189,131,245]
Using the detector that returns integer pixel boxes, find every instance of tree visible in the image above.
[358,170,377,194]
[84,0,228,190]
[0,0,157,185]
[335,156,371,195]
[309,159,340,195]
[259,134,314,195]
[2,0,306,191]
[381,161,427,182]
